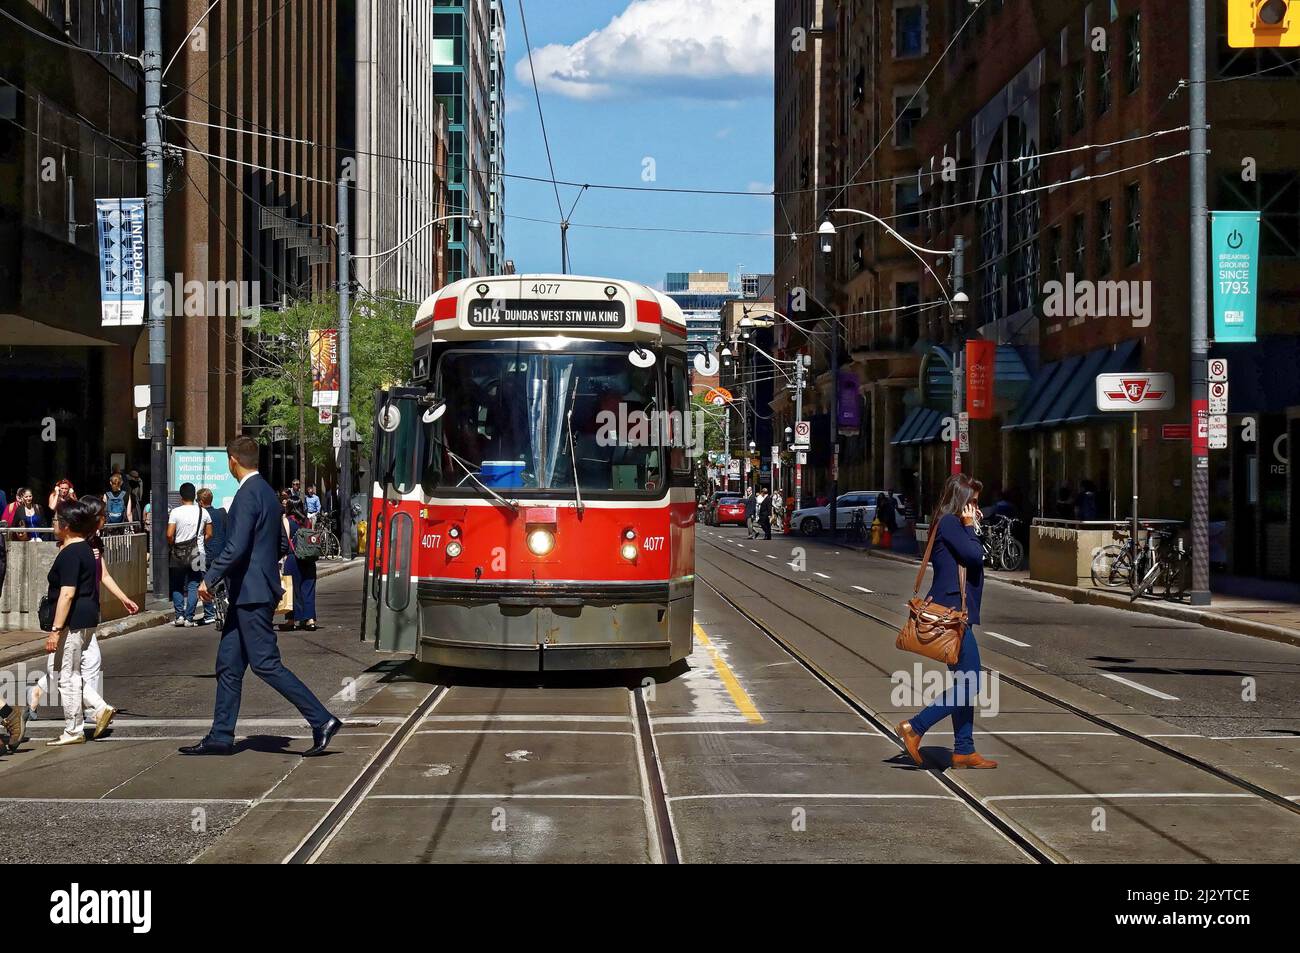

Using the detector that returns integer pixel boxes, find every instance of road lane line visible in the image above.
[983,630,1031,648]
[668,793,959,802]
[766,554,777,559]
[425,714,630,723]
[982,793,1254,804]
[416,729,635,736]
[814,572,831,579]
[369,793,644,801]
[657,729,886,738]
[851,585,873,593]
[692,623,764,724]
[1097,672,1180,701]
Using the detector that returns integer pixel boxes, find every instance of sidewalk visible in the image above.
[830,535,1300,649]
[0,559,362,668]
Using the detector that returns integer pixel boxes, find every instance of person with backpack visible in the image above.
[102,472,138,533]
[280,498,319,631]
[167,482,212,627]
[196,488,230,626]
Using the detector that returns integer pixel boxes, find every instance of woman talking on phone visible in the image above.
[896,473,997,769]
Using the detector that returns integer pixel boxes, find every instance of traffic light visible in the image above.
[1228,0,1300,47]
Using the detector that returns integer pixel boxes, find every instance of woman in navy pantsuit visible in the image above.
[897,473,998,769]
[281,499,318,632]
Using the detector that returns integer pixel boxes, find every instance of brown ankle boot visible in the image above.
[951,752,998,769]
[896,721,925,766]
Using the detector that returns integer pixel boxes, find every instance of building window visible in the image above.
[1070,63,1086,133]
[1125,13,1142,92]
[1096,199,1113,276]
[895,4,925,58]
[1096,46,1112,115]
[1045,83,1063,149]
[895,182,921,230]
[1217,170,1300,258]
[1072,212,1087,276]
[1046,225,1063,282]
[894,90,924,148]
[1125,183,1142,265]
[895,281,921,348]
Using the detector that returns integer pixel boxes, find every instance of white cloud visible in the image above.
[515,0,773,101]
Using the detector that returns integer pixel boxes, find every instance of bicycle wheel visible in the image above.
[323,529,341,560]
[1159,552,1191,600]
[1001,537,1026,572]
[1091,544,1134,589]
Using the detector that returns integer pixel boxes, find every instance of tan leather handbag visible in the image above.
[896,524,967,665]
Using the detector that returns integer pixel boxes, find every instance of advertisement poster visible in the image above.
[171,447,242,512]
[310,328,340,407]
[1211,210,1260,343]
[965,339,997,419]
[95,198,146,327]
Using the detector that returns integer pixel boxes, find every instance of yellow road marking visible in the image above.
[693,623,764,723]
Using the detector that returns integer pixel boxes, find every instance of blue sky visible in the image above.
[503,0,773,288]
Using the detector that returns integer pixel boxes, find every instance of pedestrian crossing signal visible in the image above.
[1229,0,1300,47]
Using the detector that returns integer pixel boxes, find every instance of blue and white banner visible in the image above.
[1211,210,1260,344]
[95,197,147,326]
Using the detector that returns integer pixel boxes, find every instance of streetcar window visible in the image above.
[666,357,690,473]
[432,347,664,494]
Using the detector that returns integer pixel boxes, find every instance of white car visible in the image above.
[792,491,905,536]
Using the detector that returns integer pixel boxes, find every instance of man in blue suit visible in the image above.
[181,435,341,757]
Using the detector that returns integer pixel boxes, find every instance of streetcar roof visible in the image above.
[413,274,687,344]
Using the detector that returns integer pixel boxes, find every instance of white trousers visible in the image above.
[32,634,104,721]
[56,630,107,737]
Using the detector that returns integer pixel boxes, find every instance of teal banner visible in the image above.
[1211,210,1260,343]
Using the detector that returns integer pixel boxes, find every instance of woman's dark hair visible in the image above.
[932,473,984,525]
[55,497,100,536]
[287,499,308,523]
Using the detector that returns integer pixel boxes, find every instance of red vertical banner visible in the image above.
[965,339,996,420]
[1192,399,1209,456]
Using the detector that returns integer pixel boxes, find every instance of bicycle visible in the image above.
[1091,524,1188,600]
[980,516,1025,572]
[313,512,343,560]
[846,508,869,544]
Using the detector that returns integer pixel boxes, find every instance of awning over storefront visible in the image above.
[1003,338,1140,430]
[0,315,118,347]
[891,406,946,446]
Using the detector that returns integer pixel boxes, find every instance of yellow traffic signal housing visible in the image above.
[1228,0,1300,47]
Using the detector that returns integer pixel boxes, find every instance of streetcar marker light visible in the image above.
[446,541,463,558]
[620,542,638,562]
[449,526,461,538]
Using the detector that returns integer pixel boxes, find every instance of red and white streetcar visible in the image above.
[361,274,696,671]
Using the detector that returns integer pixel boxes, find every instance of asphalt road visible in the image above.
[2,544,1296,864]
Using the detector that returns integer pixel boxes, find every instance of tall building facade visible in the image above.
[487,0,506,275]
[0,0,144,499]
[776,0,1300,582]
[433,0,492,282]
[354,0,451,301]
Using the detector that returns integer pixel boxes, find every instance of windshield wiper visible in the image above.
[563,376,585,517]
[444,448,519,515]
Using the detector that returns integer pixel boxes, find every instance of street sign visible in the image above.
[1208,358,1229,382]
[797,451,807,465]
[1208,414,1229,450]
[1209,381,1229,415]
[958,412,970,453]
[332,426,342,449]
[792,420,811,449]
[318,406,334,425]
[1095,372,1175,411]
[1162,424,1192,441]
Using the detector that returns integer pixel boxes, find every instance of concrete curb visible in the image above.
[860,547,1300,649]
[0,559,363,669]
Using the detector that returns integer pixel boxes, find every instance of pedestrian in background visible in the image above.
[167,482,212,627]
[743,487,757,539]
[280,499,318,631]
[304,484,321,528]
[197,487,229,626]
[47,478,77,513]
[896,473,997,770]
[4,488,43,541]
[103,472,138,532]
[757,487,773,540]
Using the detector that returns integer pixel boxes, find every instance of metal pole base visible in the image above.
[1188,590,1212,607]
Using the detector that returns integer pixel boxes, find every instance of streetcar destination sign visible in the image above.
[467,298,625,328]
[1095,372,1175,411]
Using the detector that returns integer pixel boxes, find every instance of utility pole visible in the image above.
[828,302,839,538]
[1188,0,1210,605]
[794,354,805,509]
[337,177,354,560]
[143,0,167,599]
[951,235,966,475]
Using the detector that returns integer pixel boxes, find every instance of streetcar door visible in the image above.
[367,388,422,653]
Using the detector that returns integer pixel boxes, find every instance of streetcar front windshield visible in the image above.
[427,347,662,494]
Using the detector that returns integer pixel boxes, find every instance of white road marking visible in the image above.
[668,793,959,803]
[852,585,874,594]
[425,714,630,723]
[982,793,1254,804]
[416,729,635,736]
[23,717,393,728]
[368,793,644,801]
[23,734,392,742]
[1210,735,1300,741]
[651,714,754,725]
[983,630,1031,648]
[0,797,253,805]
[1097,672,1180,701]
[656,729,886,738]
[766,554,777,559]
[814,572,831,579]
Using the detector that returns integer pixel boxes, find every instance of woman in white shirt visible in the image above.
[166,482,212,626]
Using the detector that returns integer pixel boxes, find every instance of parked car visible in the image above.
[791,490,905,536]
[702,492,738,526]
[712,496,747,527]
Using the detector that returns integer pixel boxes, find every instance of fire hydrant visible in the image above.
[871,518,883,546]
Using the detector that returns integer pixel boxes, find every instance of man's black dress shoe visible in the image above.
[303,716,342,757]
[178,737,234,756]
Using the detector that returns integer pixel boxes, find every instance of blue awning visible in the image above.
[1003,339,1141,430]
[891,406,946,446]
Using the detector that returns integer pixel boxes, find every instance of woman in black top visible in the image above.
[45,498,113,747]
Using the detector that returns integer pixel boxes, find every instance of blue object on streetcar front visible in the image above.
[479,460,526,488]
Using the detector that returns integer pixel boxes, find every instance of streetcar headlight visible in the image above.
[449,525,461,539]
[527,528,555,556]
[446,540,463,558]
[620,542,638,562]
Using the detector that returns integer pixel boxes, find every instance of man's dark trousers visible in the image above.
[211,601,331,746]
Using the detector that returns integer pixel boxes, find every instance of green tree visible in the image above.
[242,293,414,488]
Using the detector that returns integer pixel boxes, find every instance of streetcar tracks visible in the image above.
[632,687,681,864]
[697,536,1300,822]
